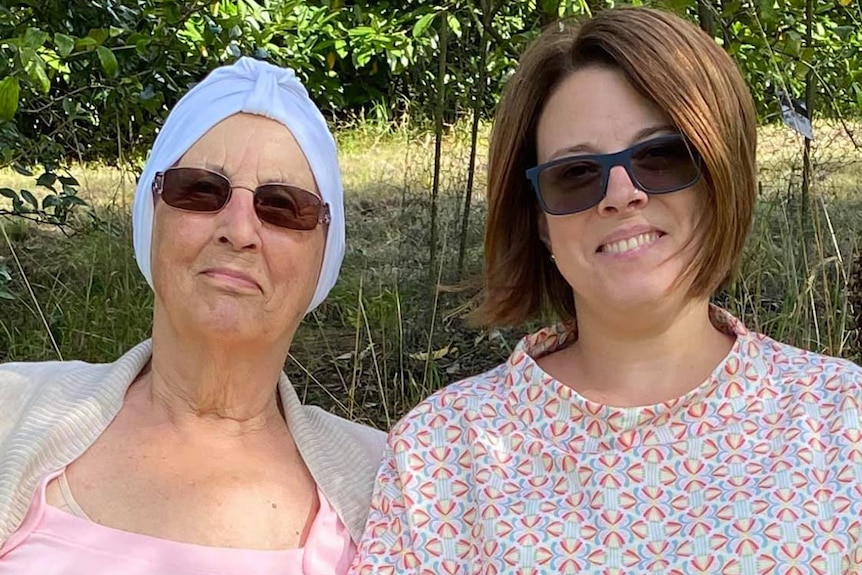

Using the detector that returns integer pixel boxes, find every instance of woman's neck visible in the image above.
[144,318,292,428]
[546,297,734,407]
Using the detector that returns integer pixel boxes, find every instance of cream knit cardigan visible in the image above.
[0,340,386,546]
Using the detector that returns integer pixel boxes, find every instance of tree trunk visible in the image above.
[458,0,492,280]
[800,0,815,245]
[429,12,448,288]
[696,0,715,36]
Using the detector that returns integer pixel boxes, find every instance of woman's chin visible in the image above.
[181,305,265,342]
[584,281,679,314]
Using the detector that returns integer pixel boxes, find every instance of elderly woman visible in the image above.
[352,7,862,574]
[0,58,384,574]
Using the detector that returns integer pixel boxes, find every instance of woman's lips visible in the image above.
[201,267,261,291]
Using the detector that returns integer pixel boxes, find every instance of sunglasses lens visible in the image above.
[255,185,322,230]
[538,159,605,214]
[161,168,229,212]
[631,138,700,193]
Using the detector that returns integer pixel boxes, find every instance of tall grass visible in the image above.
[1,121,860,429]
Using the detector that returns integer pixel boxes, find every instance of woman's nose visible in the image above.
[215,187,262,250]
[596,165,648,215]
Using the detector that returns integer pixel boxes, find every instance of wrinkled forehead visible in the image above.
[176,113,318,193]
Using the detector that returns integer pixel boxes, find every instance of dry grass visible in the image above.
[1,119,860,428]
[757,120,862,199]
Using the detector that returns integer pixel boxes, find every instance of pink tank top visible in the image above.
[0,470,354,575]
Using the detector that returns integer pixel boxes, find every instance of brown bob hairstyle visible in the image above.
[475,7,757,328]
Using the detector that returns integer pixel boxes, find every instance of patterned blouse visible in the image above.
[351,308,862,574]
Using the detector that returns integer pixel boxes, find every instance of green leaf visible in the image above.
[54,33,76,57]
[412,12,436,38]
[723,0,742,16]
[758,0,777,27]
[0,76,20,121]
[20,189,38,208]
[41,194,60,208]
[835,26,854,41]
[447,14,461,37]
[88,28,109,45]
[12,163,32,176]
[23,27,50,49]
[349,26,375,37]
[134,38,151,57]
[0,187,17,199]
[36,172,57,188]
[96,46,118,76]
[21,49,50,94]
[58,175,79,186]
[75,36,98,50]
[786,31,802,57]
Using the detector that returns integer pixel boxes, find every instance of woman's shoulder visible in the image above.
[0,342,152,390]
[295,406,388,542]
[750,331,862,403]
[0,344,152,442]
[715,307,862,391]
[755,332,861,380]
[0,359,103,452]
[0,345,150,401]
[389,361,512,437]
[301,405,387,459]
[0,357,99,381]
[0,358,101,409]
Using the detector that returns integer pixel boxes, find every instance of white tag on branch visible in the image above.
[780,94,814,141]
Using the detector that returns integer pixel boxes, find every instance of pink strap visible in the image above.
[0,469,62,558]
[302,488,355,573]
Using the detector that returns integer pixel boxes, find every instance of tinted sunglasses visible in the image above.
[152,167,331,231]
[525,133,702,216]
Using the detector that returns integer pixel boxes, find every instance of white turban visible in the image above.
[132,57,344,313]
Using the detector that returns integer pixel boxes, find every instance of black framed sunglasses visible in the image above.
[525,133,702,216]
[152,167,331,231]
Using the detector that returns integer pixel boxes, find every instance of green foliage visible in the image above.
[0,0,860,229]
[1,0,860,145]
[659,0,862,121]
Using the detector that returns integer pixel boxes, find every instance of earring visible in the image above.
[550,254,556,262]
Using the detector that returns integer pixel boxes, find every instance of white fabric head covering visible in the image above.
[132,57,344,313]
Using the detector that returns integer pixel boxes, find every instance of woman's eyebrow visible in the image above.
[633,124,677,141]
[197,160,227,175]
[548,124,679,160]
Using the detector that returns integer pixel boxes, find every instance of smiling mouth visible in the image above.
[599,232,664,254]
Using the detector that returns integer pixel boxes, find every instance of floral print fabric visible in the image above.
[351,308,862,574]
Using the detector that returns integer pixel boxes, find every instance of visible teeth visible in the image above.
[602,232,659,254]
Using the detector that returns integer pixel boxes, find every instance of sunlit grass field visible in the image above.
[1,120,860,429]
